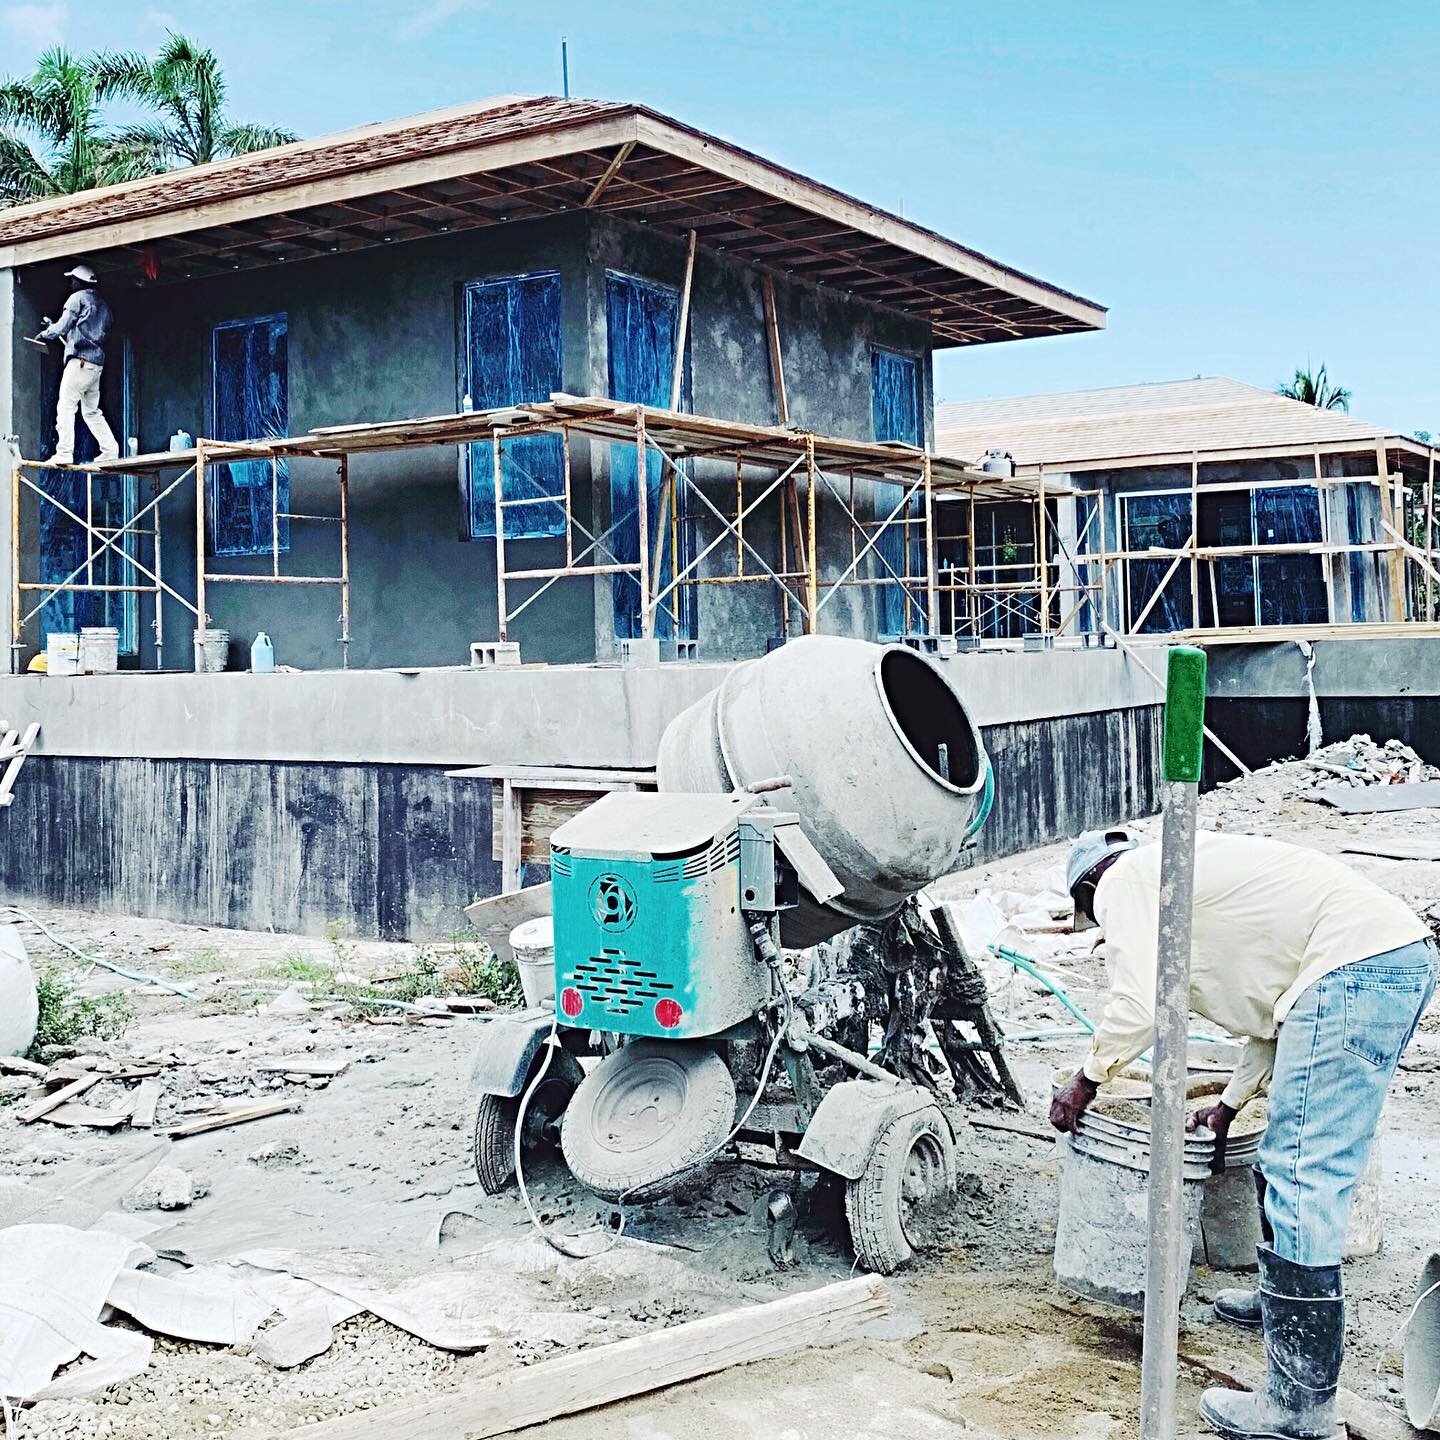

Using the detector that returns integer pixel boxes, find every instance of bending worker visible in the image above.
[38,263,119,465]
[1050,828,1436,1440]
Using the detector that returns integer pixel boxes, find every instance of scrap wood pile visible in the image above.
[1,1045,350,1139]
[1296,735,1440,792]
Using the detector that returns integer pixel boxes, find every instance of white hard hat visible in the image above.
[63,263,98,284]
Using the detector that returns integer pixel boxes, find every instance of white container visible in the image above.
[0,924,37,1057]
[508,915,555,1007]
[193,628,229,673]
[45,632,79,676]
[1404,1249,1440,1431]
[79,626,118,674]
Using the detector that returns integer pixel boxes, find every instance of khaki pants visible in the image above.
[54,358,119,464]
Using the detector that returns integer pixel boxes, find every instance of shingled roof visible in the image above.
[937,378,1436,475]
[0,95,1104,349]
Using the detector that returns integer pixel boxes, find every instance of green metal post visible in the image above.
[1140,644,1208,1440]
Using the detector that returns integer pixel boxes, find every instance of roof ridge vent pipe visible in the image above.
[656,635,989,946]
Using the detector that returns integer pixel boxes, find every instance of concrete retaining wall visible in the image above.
[0,646,1165,938]
[0,703,1162,940]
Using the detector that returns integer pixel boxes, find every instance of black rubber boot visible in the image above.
[1200,1246,1344,1440]
[1213,1169,1271,1331]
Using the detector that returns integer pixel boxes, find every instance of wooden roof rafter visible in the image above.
[0,96,1105,348]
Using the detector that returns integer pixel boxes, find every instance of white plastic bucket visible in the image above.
[1404,1250,1440,1431]
[45,633,79,676]
[509,915,555,1007]
[193,628,230,673]
[79,626,118,674]
[0,924,37,1057]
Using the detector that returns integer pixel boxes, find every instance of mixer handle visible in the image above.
[745,775,794,795]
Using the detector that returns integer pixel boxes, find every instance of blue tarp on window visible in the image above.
[870,348,923,636]
[210,315,289,557]
[1255,485,1326,626]
[605,272,694,641]
[462,272,564,539]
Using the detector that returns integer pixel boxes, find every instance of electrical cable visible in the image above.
[512,937,794,1260]
[2,905,196,1000]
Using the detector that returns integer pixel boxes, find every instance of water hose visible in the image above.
[963,756,995,840]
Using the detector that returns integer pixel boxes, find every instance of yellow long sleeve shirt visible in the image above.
[1082,832,1430,1109]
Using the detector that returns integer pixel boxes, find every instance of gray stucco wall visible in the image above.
[8,215,936,672]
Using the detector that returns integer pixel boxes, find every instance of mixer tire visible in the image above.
[845,1105,955,1275]
[562,1039,737,1203]
[473,1049,584,1195]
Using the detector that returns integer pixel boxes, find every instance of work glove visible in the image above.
[1049,1069,1099,1133]
[1188,1099,1236,1174]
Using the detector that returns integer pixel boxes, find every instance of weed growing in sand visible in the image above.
[28,966,136,1060]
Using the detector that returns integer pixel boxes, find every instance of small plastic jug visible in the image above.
[251,632,275,673]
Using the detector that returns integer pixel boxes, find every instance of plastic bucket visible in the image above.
[1404,1250,1440,1431]
[1054,1111,1212,1314]
[193,628,230,673]
[45,633,79,676]
[509,915,555,1008]
[79,626,118,674]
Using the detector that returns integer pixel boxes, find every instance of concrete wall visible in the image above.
[1200,635,1440,781]
[0,647,1163,938]
[8,214,936,672]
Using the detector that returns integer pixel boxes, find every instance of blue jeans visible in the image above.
[1259,938,1437,1266]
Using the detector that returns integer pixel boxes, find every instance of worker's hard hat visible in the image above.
[63,263,97,284]
[1065,828,1138,898]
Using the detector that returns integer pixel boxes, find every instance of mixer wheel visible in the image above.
[562,1039,736,1203]
[473,1049,584,1195]
[845,1105,955,1275]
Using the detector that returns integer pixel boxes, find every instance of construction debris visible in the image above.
[123,1165,210,1212]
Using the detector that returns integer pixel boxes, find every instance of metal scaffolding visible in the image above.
[11,400,1438,673]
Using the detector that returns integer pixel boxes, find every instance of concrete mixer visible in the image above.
[467,636,1011,1274]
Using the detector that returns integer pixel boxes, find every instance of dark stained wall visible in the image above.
[0,703,1162,940]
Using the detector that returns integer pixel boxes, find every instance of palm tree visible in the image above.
[1278,364,1352,413]
[0,48,159,206]
[91,34,297,170]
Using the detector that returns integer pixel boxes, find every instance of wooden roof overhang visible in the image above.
[0,98,1105,349]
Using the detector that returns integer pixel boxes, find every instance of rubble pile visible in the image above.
[1296,734,1440,791]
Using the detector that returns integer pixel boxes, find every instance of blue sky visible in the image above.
[4,0,1437,433]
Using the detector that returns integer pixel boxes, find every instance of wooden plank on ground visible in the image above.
[1339,838,1440,862]
[278,1275,891,1440]
[252,1057,350,1077]
[129,1078,163,1129]
[42,1100,134,1129]
[16,1071,102,1123]
[165,1098,299,1138]
[1314,782,1440,814]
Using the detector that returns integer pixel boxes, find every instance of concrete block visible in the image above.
[1023,633,1055,653]
[620,638,661,669]
[470,642,521,669]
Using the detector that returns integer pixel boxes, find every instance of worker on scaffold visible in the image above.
[1050,827,1436,1440]
[37,262,120,466]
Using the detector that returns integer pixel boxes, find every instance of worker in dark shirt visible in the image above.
[38,263,119,464]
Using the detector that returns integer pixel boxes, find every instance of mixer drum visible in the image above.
[656,636,988,947]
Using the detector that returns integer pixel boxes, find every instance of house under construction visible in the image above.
[0,95,1435,937]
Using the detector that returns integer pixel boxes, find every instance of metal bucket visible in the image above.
[656,636,988,946]
[1055,1110,1213,1314]
[79,626,118,675]
[193,628,230,673]
[1404,1250,1440,1431]
[509,915,555,1008]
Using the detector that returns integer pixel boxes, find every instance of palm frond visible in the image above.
[87,49,155,102]
[219,121,298,156]
[0,129,57,204]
